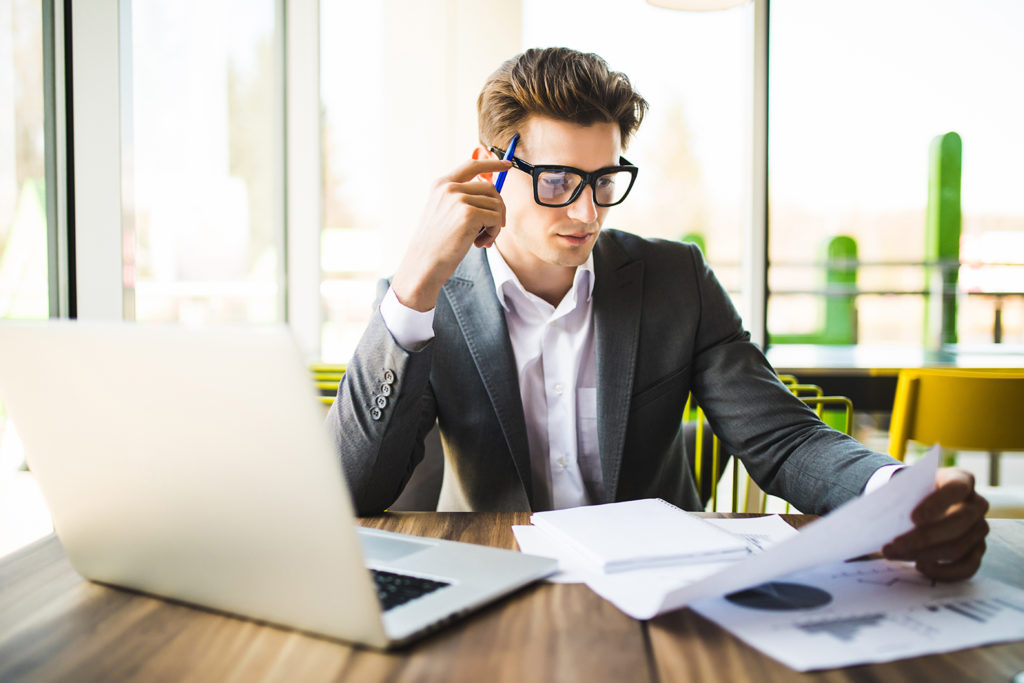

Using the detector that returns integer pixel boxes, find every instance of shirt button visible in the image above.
[557,456,569,469]
[371,406,382,421]
[553,383,564,395]
[380,383,392,397]
[376,395,388,409]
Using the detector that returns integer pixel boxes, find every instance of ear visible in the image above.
[472,145,498,183]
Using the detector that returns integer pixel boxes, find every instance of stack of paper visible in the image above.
[515,446,942,620]
[529,498,749,573]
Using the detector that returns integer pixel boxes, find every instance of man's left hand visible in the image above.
[882,467,989,581]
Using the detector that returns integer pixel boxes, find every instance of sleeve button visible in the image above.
[371,406,382,421]
[383,369,396,384]
[380,383,392,397]
[375,395,388,409]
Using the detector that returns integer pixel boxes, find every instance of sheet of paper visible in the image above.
[690,558,1024,671]
[529,498,748,572]
[703,515,799,552]
[588,446,939,619]
[512,514,798,584]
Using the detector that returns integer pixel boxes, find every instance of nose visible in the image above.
[566,183,598,223]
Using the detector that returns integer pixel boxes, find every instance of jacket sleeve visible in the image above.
[684,247,899,514]
[324,279,439,515]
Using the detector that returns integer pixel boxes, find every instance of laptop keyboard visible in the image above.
[370,569,450,611]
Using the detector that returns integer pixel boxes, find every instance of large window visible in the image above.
[0,0,51,556]
[127,0,282,325]
[768,0,1024,347]
[318,0,749,362]
[0,0,47,320]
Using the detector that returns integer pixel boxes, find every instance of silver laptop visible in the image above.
[0,320,555,649]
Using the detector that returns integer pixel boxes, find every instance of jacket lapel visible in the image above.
[592,235,644,502]
[442,249,533,502]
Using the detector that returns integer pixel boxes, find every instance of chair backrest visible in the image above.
[888,368,1024,461]
[311,364,346,406]
[688,386,855,513]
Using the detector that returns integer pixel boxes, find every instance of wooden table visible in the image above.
[1,514,1022,682]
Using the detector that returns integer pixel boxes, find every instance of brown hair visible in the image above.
[477,47,649,151]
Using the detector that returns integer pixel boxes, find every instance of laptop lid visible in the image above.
[0,321,401,647]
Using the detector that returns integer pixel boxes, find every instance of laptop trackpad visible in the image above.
[357,530,434,562]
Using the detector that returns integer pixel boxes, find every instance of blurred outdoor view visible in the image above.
[127,0,281,325]
[768,0,1024,348]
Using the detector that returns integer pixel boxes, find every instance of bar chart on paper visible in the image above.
[692,560,1024,671]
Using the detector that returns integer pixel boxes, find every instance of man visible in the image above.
[327,47,988,581]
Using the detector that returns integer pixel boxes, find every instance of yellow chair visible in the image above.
[888,368,1024,517]
[788,383,824,398]
[311,363,346,406]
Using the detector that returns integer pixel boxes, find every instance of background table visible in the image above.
[1,513,1022,682]
[766,344,1024,411]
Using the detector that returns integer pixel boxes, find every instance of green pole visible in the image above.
[822,235,858,345]
[924,132,962,347]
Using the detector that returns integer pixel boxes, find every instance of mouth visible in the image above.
[556,232,595,246]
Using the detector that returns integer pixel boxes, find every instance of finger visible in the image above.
[447,158,512,184]
[438,192,503,239]
[452,178,510,196]
[474,225,501,248]
[912,468,975,524]
[885,518,989,563]
[884,500,989,558]
[459,192,505,212]
[914,539,986,582]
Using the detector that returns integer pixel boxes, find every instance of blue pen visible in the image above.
[473,132,516,244]
[493,133,519,193]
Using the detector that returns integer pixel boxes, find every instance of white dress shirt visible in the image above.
[484,247,603,510]
[377,252,901,510]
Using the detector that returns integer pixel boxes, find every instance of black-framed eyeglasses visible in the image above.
[490,146,638,208]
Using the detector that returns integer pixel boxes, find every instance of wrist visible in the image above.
[391,271,442,313]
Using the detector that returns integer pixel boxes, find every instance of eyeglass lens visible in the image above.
[536,169,633,206]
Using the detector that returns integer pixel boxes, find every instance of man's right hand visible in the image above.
[391,158,512,312]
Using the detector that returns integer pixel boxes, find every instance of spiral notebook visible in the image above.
[530,498,749,573]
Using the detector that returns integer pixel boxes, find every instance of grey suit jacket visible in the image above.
[327,230,898,515]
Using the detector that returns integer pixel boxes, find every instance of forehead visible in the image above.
[516,115,621,168]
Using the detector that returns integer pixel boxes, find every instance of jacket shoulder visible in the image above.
[598,229,707,271]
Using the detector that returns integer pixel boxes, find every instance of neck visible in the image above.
[518,265,576,307]
[494,246,576,307]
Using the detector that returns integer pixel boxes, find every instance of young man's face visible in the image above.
[491,115,622,284]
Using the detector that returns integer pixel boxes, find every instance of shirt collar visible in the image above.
[485,246,595,314]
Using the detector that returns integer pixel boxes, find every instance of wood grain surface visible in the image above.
[1,514,1021,683]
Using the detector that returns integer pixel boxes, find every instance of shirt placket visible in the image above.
[544,309,585,509]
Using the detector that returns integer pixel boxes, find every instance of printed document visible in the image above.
[690,558,1024,671]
